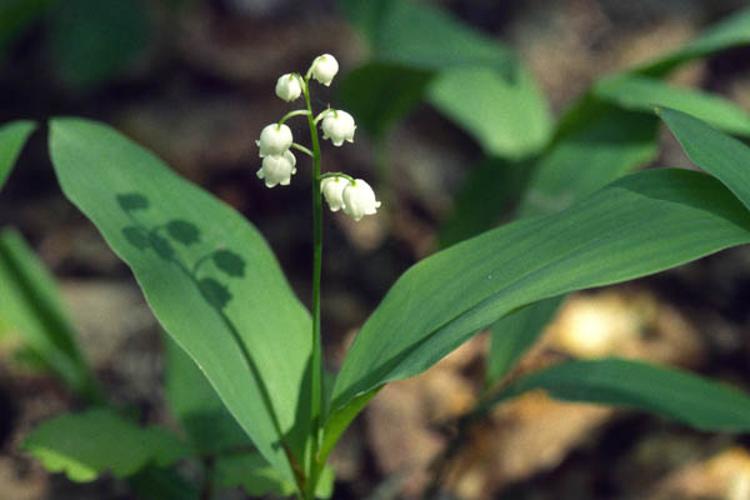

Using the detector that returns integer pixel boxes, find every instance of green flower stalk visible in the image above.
[253,53,381,499]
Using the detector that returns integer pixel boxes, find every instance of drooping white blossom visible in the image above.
[310,54,339,87]
[321,110,356,147]
[342,178,381,221]
[321,176,348,212]
[256,150,297,188]
[275,73,302,102]
[256,123,293,157]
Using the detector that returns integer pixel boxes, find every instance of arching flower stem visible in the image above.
[319,171,355,184]
[291,143,314,158]
[278,109,311,126]
[313,108,333,126]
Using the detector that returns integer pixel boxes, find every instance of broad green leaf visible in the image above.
[0,120,35,191]
[486,296,562,385]
[214,451,334,498]
[595,75,750,136]
[49,118,311,485]
[332,168,750,414]
[338,0,513,73]
[487,106,750,389]
[23,408,189,482]
[427,65,552,160]
[0,228,99,400]
[491,358,750,432]
[518,99,658,218]
[660,107,750,212]
[442,8,750,397]
[521,6,750,219]
[636,7,750,77]
[48,0,151,88]
[520,6,750,220]
[164,336,250,455]
[339,63,431,140]
[338,1,550,163]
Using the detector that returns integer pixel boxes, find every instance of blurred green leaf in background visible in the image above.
[23,408,189,482]
[0,120,35,191]
[0,227,100,400]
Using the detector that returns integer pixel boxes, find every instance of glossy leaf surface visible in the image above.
[333,168,750,412]
[492,358,750,432]
[49,118,311,483]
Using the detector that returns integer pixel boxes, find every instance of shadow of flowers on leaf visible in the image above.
[116,192,245,312]
[117,193,150,211]
[212,249,246,278]
[198,278,233,309]
[167,219,201,246]
[114,193,295,462]
[122,226,150,250]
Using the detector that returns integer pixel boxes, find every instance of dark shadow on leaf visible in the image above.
[113,194,291,468]
[167,220,201,246]
[213,249,246,278]
[149,233,175,260]
[122,226,150,251]
[117,193,149,211]
[198,278,232,310]
[115,193,248,305]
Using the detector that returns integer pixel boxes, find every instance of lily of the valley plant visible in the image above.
[15,25,750,497]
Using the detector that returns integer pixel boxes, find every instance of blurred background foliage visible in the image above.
[2,0,750,498]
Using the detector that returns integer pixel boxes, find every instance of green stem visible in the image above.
[319,171,355,183]
[279,109,311,126]
[314,108,333,126]
[303,76,324,500]
[291,142,314,158]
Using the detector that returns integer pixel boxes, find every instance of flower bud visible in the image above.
[275,73,302,102]
[256,150,297,188]
[321,110,356,147]
[321,176,348,212]
[256,123,293,157]
[310,54,339,87]
[342,178,381,221]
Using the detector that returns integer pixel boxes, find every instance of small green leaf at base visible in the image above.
[23,408,190,482]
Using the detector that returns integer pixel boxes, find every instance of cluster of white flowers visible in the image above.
[255,54,381,221]
[256,123,296,187]
[321,176,381,221]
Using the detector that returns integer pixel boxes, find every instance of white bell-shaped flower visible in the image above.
[342,178,381,221]
[256,150,297,188]
[321,176,348,212]
[275,73,302,102]
[321,110,356,147]
[310,54,339,87]
[256,123,293,157]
